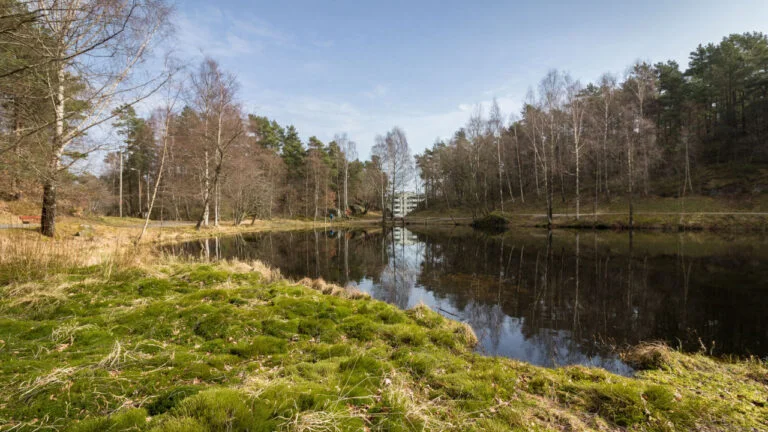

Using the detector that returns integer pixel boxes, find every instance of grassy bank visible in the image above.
[0,239,766,431]
[1,214,380,247]
[410,195,768,232]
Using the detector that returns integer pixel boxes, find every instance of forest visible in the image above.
[1,0,768,235]
[416,32,768,224]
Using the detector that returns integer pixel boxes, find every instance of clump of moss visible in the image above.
[0,261,765,432]
[164,388,274,431]
[229,335,287,357]
[147,386,202,415]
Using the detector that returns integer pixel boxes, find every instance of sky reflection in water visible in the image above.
[164,227,768,375]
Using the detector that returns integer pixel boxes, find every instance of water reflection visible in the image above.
[163,227,768,373]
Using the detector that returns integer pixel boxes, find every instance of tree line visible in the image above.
[1,1,765,236]
[101,59,390,229]
[0,1,407,237]
[416,32,768,226]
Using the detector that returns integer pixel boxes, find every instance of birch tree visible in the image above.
[334,132,357,215]
[539,70,564,227]
[190,58,243,229]
[4,0,171,236]
[137,79,181,243]
[375,127,412,220]
[565,75,587,220]
[488,98,506,211]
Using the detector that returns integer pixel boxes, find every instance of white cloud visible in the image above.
[156,6,528,162]
[225,32,261,56]
[174,9,290,59]
[363,84,388,99]
[242,76,523,161]
[231,17,292,46]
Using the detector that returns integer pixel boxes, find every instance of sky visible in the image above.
[166,0,768,160]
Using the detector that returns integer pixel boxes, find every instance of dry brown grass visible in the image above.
[280,408,356,432]
[0,230,147,285]
[456,321,479,348]
[296,277,370,300]
[0,234,87,284]
[621,342,675,371]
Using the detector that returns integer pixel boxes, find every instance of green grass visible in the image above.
[0,261,765,431]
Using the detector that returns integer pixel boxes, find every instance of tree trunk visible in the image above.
[627,134,634,229]
[548,130,555,228]
[603,101,610,199]
[575,142,580,220]
[41,178,57,237]
[344,160,349,216]
[41,66,66,237]
[200,149,210,228]
[137,169,142,217]
[497,136,504,212]
[12,103,21,192]
[515,127,524,203]
[214,181,219,227]
[138,124,170,243]
[119,151,124,217]
[381,172,386,224]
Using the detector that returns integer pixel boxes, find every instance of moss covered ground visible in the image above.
[0,259,766,431]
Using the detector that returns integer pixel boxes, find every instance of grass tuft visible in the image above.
[622,342,674,371]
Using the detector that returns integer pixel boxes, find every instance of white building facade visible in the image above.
[390,192,424,217]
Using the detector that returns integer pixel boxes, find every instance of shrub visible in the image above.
[471,212,509,229]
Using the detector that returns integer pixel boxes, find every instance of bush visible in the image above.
[471,212,509,229]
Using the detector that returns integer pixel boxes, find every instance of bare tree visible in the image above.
[488,98,506,211]
[334,133,357,216]
[375,127,413,220]
[597,74,617,198]
[626,61,657,197]
[538,70,565,227]
[466,105,485,213]
[137,78,181,243]
[190,58,243,230]
[565,75,587,220]
[371,140,388,223]
[5,0,171,236]
[509,115,525,203]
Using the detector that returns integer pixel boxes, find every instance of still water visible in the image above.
[163,227,768,374]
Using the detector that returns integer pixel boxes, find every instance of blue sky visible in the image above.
[171,0,768,160]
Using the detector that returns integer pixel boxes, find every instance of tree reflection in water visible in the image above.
[164,227,768,374]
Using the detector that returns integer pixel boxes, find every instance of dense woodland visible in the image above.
[1,1,768,235]
[417,32,768,224]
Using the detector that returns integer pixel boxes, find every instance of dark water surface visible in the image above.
[163,227,768,374]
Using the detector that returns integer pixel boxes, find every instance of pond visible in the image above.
[162,226,768,374]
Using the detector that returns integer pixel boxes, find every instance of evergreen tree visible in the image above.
[281,125,305,173]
